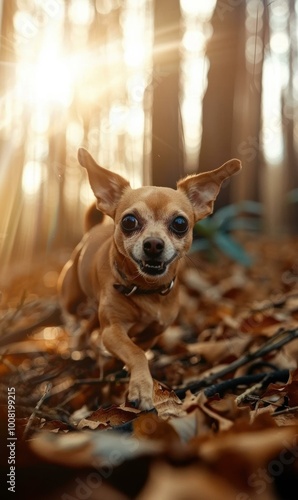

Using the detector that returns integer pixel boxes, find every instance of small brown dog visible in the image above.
[59,148,241,409]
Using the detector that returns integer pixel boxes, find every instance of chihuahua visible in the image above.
[58,148,241,409]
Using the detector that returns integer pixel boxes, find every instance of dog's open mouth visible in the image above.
[132,253,177,277]
[140,260,167,276]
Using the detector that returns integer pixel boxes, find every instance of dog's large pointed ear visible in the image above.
[177,159,242,220]
[78,148,130,218]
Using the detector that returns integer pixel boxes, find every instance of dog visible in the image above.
[58,148,241,410]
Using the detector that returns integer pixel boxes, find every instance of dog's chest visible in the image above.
[129,297,177,336]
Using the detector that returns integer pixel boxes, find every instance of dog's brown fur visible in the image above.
[58,148,241,409]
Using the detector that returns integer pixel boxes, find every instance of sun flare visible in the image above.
[17,51,78,109]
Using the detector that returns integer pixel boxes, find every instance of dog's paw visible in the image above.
[128,373,154,411]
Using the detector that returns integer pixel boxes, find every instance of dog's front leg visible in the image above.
[101,325,154,410]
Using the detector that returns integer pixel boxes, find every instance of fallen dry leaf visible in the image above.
[30,429,164,468]
[2,237,298,498]
[137,462,240,500]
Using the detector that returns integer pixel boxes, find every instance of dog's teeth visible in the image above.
[141,260,166,275]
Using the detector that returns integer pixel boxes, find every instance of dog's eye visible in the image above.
[170,216,188,235]
[121,214,139,232]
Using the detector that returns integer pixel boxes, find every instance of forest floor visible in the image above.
[1,235,298,499]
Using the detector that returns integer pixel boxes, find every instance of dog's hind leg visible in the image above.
[58,245,87,316]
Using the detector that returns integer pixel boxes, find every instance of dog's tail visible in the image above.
[84,202,105,232]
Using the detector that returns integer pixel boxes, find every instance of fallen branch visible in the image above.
[272,405,298,416]
[206,369,289,399]
[175,327,298,398]
[23,383,52,439]
[0,300,62,347]
[175,370,289,399]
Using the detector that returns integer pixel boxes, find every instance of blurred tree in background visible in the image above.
[0,0,297,272]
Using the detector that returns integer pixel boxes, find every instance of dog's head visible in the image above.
[78,148,241,281]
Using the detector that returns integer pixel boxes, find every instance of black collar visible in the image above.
[113,262,175,297]
[113,278,175,297]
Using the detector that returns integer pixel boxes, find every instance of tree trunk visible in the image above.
[151,0,183,188]
[199,1,251,207]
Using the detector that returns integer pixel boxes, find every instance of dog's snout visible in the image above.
[143,237,164,257]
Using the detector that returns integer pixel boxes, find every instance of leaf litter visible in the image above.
[1,237,298,499]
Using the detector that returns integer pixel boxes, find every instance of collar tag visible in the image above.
[124,285,138,297]
[160,279,174,295]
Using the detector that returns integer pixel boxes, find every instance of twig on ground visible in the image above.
[235,380,267,405]
[175,370,289,399]
[175,327,297,398]
[272,405,298,416]
[235,370,289,405]
[251,291,298,313]
[0,291,27,330]
[0,299,62,348]
[23,382,52,439]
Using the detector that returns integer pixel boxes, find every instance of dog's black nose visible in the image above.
[143,237,164,257]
